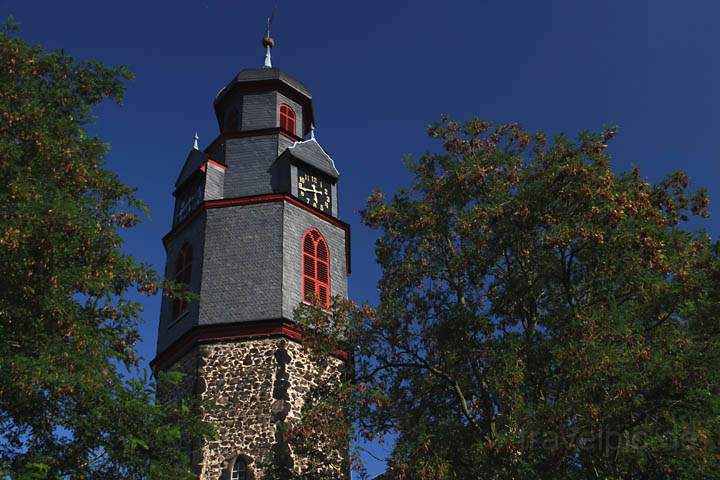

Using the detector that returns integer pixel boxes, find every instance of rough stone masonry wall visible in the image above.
[191,337,346,480]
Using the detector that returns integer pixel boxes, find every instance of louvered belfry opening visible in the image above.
[172,243,192,320]
[302,228,330,307]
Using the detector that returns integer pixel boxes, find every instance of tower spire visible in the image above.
[262,10,275,68]
[192,131,199,150]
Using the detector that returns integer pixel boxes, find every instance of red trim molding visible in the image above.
[165,193,349,240]
[164,193,352,273]
[200,158,226,172]
[173,158,226,197]
[205,127,303,153]
[151,319,349,371]
[163,193,351,273]
[209,158,226,169]
[280,130,300,143]
[205,194,349,229]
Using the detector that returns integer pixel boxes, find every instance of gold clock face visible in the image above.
[298,171,331,213]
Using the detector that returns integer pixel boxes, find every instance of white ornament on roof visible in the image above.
[263,43,273,68]
[193,131,199,150]
[288,133,340,176]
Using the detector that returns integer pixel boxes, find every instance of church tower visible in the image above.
[152,32,350,479]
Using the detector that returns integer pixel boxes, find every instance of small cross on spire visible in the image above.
[193,131,199,150]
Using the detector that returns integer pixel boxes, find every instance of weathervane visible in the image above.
[262,8,276,68]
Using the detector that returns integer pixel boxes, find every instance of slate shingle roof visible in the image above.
[175,149,209,188]
[284,138,339,179]
[215,67,312,103]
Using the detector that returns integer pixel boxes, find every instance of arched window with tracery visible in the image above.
[231,457,248,480]
[302,228,330,307]
[279,103,296,136]
[171,243,192,320]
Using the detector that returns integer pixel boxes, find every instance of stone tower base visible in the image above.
[161,335,346,479]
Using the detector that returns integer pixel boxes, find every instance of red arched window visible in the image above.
[279,104,296,135]
[172,243,192,320]
[302,228,330,307]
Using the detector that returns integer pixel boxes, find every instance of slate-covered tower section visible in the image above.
[153,65,350,479]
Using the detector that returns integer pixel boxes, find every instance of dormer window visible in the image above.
[279,103,296,136]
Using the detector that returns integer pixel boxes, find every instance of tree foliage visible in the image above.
[0,19,211,479]
[299,116,720,479]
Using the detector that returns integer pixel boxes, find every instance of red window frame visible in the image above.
[172,243,192,320]
[279,103,296,136]
[302,228,330,307]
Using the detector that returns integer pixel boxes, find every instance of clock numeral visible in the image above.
[298,170,332,213]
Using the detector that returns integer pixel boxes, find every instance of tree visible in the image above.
[0,20,211,479]
[298,117,720,479]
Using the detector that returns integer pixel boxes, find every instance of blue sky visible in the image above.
[3,1,719,476]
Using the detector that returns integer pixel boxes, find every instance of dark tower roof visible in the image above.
[215,67,312,99]
[280,138,339,179]
[213,67,315,133]
[174,148,209,188]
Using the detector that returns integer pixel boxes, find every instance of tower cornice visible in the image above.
[162,193,352,273]
[204,127,302,155]
[150,318,350,372]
